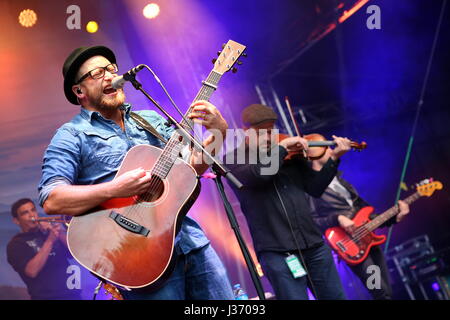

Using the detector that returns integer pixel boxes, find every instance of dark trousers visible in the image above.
[259,243,346,300]
[348,245,393,300]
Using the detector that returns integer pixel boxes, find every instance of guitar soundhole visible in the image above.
[137,175,165,203]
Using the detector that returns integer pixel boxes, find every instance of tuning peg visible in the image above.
[222,43,226,49]
[241,52,248,58]
[236,60,243,65]
[217,51,222,56]
[212,58,217,64]
[232,67,238,73]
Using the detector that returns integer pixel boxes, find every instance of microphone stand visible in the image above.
[126,73,266,300]
[211,168,266,300]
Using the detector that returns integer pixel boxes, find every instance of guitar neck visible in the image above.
[365,192,421,231]
[179,70,222,131]
[151,70,223,179]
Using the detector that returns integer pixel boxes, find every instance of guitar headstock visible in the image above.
[212,40,247,75]
[416,178,443,197]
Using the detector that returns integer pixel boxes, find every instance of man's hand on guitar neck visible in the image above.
[337,200,409,234]
[396,200,410,223]
[188,100,228,136]
[187,100,229,175]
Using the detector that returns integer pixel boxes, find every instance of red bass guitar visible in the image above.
[325,179,443,265]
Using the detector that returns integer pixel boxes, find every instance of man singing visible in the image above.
[38,45,234,300]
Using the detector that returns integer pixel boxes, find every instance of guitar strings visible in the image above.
[339,192,426,247]
[122,138,177,220]
[338,225,370,246]
[339,198,419,247]
[139,83,213,201]
[121,70,224,221]
[125,83,212,219]
[338,209,397,246]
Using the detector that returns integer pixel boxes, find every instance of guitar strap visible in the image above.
[130,112,187,160]
[130,112,168,144]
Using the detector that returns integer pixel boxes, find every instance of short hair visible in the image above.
[11,198,34,219]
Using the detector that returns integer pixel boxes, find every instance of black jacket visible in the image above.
[226,145,339,254]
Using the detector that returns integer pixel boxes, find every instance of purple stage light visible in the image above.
[431,282,440,291]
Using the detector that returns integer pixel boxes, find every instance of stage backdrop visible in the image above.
[1,0,449,299]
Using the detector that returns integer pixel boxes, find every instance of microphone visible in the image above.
[111,64,146,89]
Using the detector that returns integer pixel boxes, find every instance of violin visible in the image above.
[279,97,367,160]
[277,132,367,160]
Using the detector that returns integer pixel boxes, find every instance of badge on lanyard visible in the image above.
[285,254,307,278]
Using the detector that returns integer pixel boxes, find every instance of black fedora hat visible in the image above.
[62,45,116,105]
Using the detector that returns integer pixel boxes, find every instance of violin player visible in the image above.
[226,103,353,300]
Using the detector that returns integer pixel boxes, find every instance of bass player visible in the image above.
[310,147,410,300]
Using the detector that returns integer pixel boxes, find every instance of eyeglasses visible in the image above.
[75,63,118,84]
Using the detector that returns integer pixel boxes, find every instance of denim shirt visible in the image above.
[38,103,209,254]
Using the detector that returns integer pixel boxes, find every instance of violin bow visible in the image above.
[284,96,308,158]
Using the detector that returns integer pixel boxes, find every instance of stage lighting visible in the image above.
[18,9,37,27]
[143,3,160,19]
[86,21,99,33]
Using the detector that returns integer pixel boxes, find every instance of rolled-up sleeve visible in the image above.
[38,126,81,207]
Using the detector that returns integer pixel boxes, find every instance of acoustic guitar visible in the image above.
[67,40,247,289]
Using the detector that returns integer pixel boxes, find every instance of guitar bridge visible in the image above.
[109,211,150,237]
